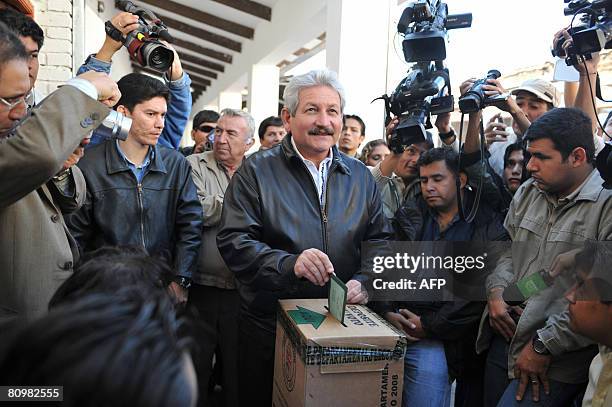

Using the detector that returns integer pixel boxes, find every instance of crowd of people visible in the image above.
[0,0,611,406]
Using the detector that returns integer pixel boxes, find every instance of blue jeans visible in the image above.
[402,339,451,407]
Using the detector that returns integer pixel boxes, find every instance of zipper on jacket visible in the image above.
[137,183,146,248]
[296,159,333,254]
[321,172,332,254]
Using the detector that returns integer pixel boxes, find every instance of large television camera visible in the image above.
[378,0,471,153]
[552,0,612,66]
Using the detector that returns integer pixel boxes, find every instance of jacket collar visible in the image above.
[105,140,167,175]
[281,133,350,175]
[540,168,603,205]
[199,150,232,177]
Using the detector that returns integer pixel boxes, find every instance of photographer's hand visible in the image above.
[482,78,530,136]
[160,41,184,81]
[553,28,600,131]
[484,113,509,148]
[459,78,483,154]
[95,12,140,62]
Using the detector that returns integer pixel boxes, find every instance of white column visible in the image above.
[247,64,280,151]
[248,65,280,127]
[219,92,243,111]
[326,0,392,142]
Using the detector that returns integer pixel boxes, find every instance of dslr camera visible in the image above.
[107,0,175,72]
[378,0,471,153]
[552,0,612,66]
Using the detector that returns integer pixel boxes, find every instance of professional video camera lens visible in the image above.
[144,43,174,72]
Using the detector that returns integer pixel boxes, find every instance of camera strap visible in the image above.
[104,21,124,43]
[456,113,484,223]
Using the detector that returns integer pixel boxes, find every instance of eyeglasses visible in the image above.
[196,125,215,133]
[0,90,33,111]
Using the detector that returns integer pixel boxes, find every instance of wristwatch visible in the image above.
[532,334,551,355]
[173,276,192,289]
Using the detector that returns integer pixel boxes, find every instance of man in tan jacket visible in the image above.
[186,108,254,407]
[479,108,612,407]
[0,24,120,324]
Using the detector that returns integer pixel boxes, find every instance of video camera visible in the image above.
[458,69,511,113]
[552,0,612,66]
[377,0,471,153]
[111,0,175,72]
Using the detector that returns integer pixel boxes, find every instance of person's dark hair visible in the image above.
[0,288,195,407]
[116,72,171,111]
[258,116,284,140]
[0,21,28,70]
[524,107,595,164]
[360,139,388,164]
[503,142,530,182]
[417,147,459,176]
[49,246,174,309]
[193,109,219,128]
[343,114,366,135]
[0,8,43,49]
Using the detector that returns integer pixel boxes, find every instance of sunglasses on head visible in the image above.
[197,125,215,133]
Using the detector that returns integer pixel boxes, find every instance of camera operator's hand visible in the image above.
[385,117,399,144]
[484,113,510,147]
[96,12,140,62]
[434,112,456,146]
[159,41,184,81]
[76,71,121,106]
[378,117,401,177]
[554,29,600,75]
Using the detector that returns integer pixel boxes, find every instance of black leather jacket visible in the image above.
[217,135,391,332]
[66,140,203,279]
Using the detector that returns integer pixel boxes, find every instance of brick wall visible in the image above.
[32,0,74,97]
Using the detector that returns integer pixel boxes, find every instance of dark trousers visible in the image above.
[484,334,586,407]
[238,315,276,407]
[188,284,240,407]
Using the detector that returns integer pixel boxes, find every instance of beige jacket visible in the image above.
[187,151,235,289]
[477,170,612,384]
[0,87,109,322]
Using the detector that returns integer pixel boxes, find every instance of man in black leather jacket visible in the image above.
[217,69,391,407]
[65,73,202,304]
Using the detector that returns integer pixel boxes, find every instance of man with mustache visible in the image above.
[65,73,203,306]
[217,69,390,407]
[186,108,254,407]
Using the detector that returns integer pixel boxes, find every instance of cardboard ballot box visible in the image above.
[273,299,407,407]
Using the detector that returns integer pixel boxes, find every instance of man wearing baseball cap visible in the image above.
[485,78,561,177]
[0,0,34,18]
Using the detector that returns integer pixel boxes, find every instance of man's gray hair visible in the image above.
[219,108,256,141]
[283,69,346,116]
